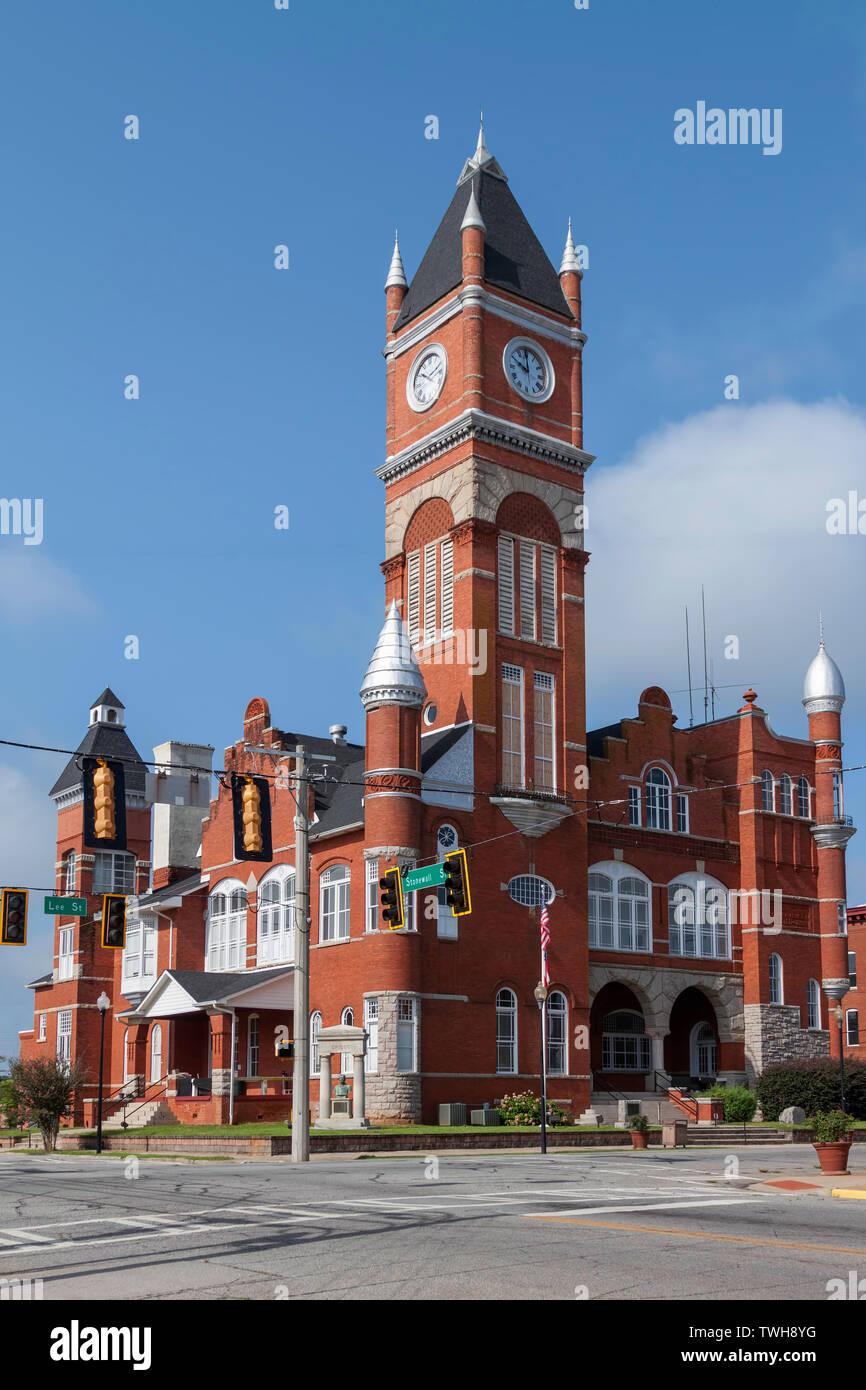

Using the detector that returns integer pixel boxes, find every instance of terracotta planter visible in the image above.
[813,1141,851,1175]
[630,1130,648,1149]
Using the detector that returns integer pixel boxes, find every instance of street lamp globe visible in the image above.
[97,992,111,1013]
[534,982,548,1006]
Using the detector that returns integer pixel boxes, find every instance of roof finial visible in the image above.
[819,609,824,647]
[384,230,408,290]
[474,113,492,166]
[559,217,582,275]
[461,181,486,233]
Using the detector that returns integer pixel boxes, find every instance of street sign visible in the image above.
[44,896,87,917]
[401,864,446,893]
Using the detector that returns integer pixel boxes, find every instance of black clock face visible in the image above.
[506,344,546,397]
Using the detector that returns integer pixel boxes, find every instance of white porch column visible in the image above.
[319,1054,332,1122]
[648,1031,667,1076]
[352,1053,366,1122]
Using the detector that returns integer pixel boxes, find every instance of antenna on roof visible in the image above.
[819,609,824,646]
[701,585,709,722]
[684,605,694,727]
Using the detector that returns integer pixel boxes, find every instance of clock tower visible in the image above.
[379,123,592,832]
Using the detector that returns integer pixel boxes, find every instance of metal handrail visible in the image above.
[104,1074,171,1129]
[652,1069,672,1092]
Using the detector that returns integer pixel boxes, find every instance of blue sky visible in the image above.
[1,0,864,1053]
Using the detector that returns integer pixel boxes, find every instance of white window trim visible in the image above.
[319,864,351,943]
[206,878,248,972]
[588,860,653,954]
[496,987,518,1075]
[257,865,296,965]
[666,872,730,962]
[769,953,784,1005]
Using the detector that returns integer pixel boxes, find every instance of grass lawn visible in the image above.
[100,1122,627,1138]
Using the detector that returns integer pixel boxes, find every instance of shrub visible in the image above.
[694,1083,756,1123]
[0,1077,23,1130]
[8,1057,89,1151]
[497,1091,569,1127]
[757,1060,866,1122]
[811,1110,854,1143]
[629,1112,650,1133]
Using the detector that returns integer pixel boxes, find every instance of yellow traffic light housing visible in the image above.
[82,756,127,851]
[231,773,273,862]
[1,888,28,945]
[444,848,471,916]
[379,866,404,929]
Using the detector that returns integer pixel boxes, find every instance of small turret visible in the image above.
[360,600,426,710]
[385,231,408,335]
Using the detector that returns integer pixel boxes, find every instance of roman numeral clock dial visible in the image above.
[407,344,447,411]
[503,337,554,402]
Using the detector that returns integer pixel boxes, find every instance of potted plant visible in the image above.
[810,1110,855,1174]
[629,1112,650,1149]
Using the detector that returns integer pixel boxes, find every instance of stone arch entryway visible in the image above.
[590,982,653,1092]
[665,987,719,1086]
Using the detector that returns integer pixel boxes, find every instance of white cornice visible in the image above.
[385,285,585,359]
[377,408,594,485]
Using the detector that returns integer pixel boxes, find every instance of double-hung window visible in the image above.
[320,865,351,942]
[365,858,380,932]
[396,998,417,1072]
[207,888,247,971]
[533,672,555,792]
[501,665,524,788]
[122,917,156,982]
[364,998,379,1073]
[645,768,672,830]
[258,872,295,964]
[496,989,517,1074]
[57,1010,72,1063]
[57,926,74,981]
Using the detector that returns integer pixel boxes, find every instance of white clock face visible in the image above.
[408,347,447,410]
[504,339,552,401]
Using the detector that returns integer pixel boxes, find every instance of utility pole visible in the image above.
[291,744,310,1162]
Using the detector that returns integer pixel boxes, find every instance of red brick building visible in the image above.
[19,128,855,1125]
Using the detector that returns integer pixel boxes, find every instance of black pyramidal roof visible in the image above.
[91,687,124,709]
[49,707,146,800]
[393,166,573,331]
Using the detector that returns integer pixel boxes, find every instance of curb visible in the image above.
[831,1188,866,1200]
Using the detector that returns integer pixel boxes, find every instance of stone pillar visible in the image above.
[319,1054,332,1122]
[352,1053,366,1122]
[648,1031,666,1077]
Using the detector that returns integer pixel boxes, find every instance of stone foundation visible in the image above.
[744,1004,829,1085]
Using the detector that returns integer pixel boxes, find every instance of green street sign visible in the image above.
[401,864,446,893]
[44,896,87,917]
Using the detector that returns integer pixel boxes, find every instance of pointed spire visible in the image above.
[461,183,486,233]
[474,111,492,168]
[384,231,407,290]
[559,217,582,276]
[457,115,507,185]
[360,600,427,709]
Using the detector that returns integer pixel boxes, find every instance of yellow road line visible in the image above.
[525,1215,866,1256]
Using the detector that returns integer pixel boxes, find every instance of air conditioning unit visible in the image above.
[470,1109,501,1126]
[438,1103,467,1126]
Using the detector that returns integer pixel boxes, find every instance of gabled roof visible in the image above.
[393,166,574,331]
[122,966,295,1019]
[49,722,147,799]
[311,757,365,839]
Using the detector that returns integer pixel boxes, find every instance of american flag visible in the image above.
[540,900,551,987]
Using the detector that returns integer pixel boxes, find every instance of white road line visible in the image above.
[0,1227,54,1244]
[526,1197,759,1218]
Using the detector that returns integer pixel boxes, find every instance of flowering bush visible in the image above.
[497,1091,569,1127]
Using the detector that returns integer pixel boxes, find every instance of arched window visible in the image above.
[496,988,517,1074]
[437,824,459,939]
[807,980,821,1030]
[207,882,247,971]
[645,768,672,830]
[667,873,729,960]
[547,990,567,1076]
[601,1010,650,1073]
[63,850,76,893]
[779,774,793,816]
[310,1011,322,1074]
[690,1022,717,1079]
[798,777,811,819]
[340,1006,354,1075]
[588,863,651,952]
[769,953,783,1005]
[258,868,295,964]
[320,865,351,942]
[761,771,775,812]
[150,1024,163,1084]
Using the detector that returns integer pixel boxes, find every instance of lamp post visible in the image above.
[96,992,111,1156]
[833,1005,847,1114]
[534,982,548,1155]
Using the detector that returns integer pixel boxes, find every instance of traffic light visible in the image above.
[443,848,471,916]
[275,1040,294,1060]
[82,757,127,851]
[231,773,273,862]
[0,888,28,945]
[100,894,127,949]
[379,866,404,930]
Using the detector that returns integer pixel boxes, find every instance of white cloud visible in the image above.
[0,553,94,623]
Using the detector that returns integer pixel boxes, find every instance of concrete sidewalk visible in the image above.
[749,1170,866,1198]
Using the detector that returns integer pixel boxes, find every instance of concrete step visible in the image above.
[684,1125,791,1145]
[105,1099,175,1129]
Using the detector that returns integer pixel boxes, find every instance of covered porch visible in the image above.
[117,966,295,1126]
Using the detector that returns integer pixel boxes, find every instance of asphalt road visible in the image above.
[1,1144,865,1301]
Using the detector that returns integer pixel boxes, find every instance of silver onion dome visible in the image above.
[360,600,427,710]
[803,641,845,714]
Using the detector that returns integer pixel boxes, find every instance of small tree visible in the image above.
[8,1056,89,1152]
[0,1076,23,1130]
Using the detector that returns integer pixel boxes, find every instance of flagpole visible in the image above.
[535,898,550,1156]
